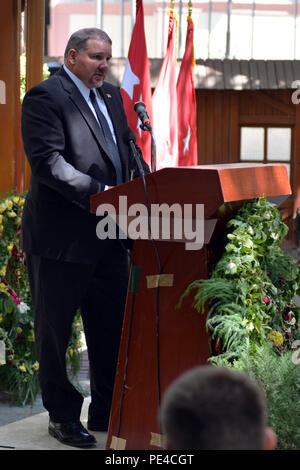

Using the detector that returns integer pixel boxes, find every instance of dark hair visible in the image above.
[64,28,112,59]
[160,366,267,450]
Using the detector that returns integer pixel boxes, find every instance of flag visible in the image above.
[177,15,198,165]
[152,9,178,169]
[120,0,152,166]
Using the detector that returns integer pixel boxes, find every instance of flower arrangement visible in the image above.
[182,197,299,358]
[0,193,83,405]
[181,197,300,449]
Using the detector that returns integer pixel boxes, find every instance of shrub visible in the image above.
[224,342,300,450]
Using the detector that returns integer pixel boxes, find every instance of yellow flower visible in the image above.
[16,327,22,334]
[0,203,6,213]
[268,330,284,346]
[7,243,14,252]
[0,215,2,224]
[27,330,35,342]
[69,348,74,357]
[7,211,17,218]
[7,354,14,360]
[13,196,20,204]
[33,361,39,371]
[0,314,3,323]
[19,364,26,373]
[5,200,13,210]
[19,199,25,207]
[0,266,6,277]
[0,283,7,292]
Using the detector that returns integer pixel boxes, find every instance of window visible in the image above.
[267,128,291,162]
[240,127,264,161]
[240,126,291,179]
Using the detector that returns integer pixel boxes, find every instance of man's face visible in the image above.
[68,38,112,88]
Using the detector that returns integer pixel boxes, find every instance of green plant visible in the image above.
[222,342,300,450]
[0,193,83,405]
[182,198,300,359]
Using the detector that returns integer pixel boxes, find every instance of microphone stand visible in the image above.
[128,140,145,178]
[150,130,156,173]
[141,123,156,173]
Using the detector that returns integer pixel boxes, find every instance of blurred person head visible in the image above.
[160,365,276,450]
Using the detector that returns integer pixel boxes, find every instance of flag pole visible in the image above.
[188,0,195,68]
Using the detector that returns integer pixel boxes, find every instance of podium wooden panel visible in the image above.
[90,164,291,450]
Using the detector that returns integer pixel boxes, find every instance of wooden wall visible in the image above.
[196,89,296,164]
[197,90,240,164]
[196,88,298,239]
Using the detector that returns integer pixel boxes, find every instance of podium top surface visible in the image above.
[90,163,291,218]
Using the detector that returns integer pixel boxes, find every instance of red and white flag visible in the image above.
[120,0,152,166]
[177,15,198,166]
[152,9,178,169]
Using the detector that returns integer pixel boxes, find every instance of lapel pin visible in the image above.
[106,93,112,98]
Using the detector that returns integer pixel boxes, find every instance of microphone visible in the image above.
[134,101,152,131]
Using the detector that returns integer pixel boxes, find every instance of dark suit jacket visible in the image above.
[21,67,148,263]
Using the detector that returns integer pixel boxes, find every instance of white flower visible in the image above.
[227,262,237,273]
[18,302,30,314]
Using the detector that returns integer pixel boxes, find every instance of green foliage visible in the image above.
[222,342,300,450]
[183,197,299,356]
[0,193,83,405]
[183,197,300,449]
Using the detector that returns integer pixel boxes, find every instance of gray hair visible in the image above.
[64,28,112,59]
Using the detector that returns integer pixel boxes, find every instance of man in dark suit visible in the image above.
[21,28,149,448]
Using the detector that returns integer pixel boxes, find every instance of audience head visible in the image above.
[160,365,276,450]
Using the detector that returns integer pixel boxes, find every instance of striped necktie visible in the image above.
[89,89,123,185]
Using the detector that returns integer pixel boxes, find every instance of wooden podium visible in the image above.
[90,163,291,450]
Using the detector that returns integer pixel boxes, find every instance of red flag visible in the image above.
[120,0,152,166]
[177,15,198,165]
[152,9,178,169]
